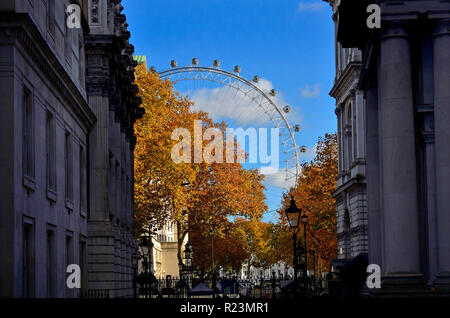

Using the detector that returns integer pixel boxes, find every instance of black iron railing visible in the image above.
[79,289,110,298]
[136,277,325,299]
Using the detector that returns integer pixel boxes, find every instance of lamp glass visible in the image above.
[285,197,301,228]
[301,213,308,224]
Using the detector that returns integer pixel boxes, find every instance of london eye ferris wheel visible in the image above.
[153,58,307,216]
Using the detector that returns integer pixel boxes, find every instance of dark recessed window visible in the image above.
[65,132,73,203]
[23,87,34,180]
[46,111,56,193]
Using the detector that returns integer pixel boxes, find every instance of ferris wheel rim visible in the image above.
[157,65,300,187]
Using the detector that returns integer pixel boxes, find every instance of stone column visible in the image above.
[433,19,450,291]
[377,22,422,286]
[365,80,382,268]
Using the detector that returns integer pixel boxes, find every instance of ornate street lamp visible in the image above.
[184,241,193,271]
[139,236,150,274]
[285,196,301,228]
[301,213,308,280]
[183,241,193,286]
[285,196,302,289]
[131,252,138,298]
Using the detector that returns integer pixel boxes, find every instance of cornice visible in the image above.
[329,62,362,100]
[84,31,143,135]
[333,175,366,198]
[0,13,96,129]
[336,224,368,239]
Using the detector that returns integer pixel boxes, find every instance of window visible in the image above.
[46,111,56,195]
[23,87,34,181]
[65,7,72,65]
[65,132,73,204]
[79,237,87,290]
[22,222,34,298]
[80,146,87,214]
[65,234,73,297]
[78,40,85,88]
[346,104,353,169]
[46,0,55,37]
[47,228,56,298]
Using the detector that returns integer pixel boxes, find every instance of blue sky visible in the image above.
[123,0,337,221]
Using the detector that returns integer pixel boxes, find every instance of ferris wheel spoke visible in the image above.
[158,63,301,191]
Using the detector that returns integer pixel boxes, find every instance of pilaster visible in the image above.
[432,18,450,292]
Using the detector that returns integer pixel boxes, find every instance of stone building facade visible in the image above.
[0,0,143,297]
[240,261,295,281]
[137,221,188,280]
[328,5,368,260]
[325,0,450,295]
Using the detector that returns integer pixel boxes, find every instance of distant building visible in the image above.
[240,262,294,281]
[325,0,450,296]
[0,0,143,297]
[154,222,188,279]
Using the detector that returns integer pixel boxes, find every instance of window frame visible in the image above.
[22,217,35,298]
[46,109,57,201]
[46,225,56,298]
[22,85,35,190]
[65,131,74,209]
[79,145,87,217]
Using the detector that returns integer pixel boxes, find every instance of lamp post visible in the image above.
[285,196,302,291]
[139,236,151,298]
[210,229,216,299]
[183,241,193,285]
[178,260,185,280]
[309,249,316,279]
[131,252,138,298]
[309,249,316,292]
[301,213,308,280]
[139,236,150,274]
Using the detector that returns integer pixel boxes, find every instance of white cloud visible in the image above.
[261,167,297,189]
[301,143,318,162]
[261,142,318,189]
[189,78,302,127]
[300,83,321,98]
[297,1,327,13]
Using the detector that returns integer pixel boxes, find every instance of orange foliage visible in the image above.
[278,133,338,273]
[133,64,267,265]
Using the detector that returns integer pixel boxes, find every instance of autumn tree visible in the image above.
[134,64,267,267]
[277,133,338,274]
[190,221,250,277]
[134,63,199,237]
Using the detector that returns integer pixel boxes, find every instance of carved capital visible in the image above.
[433,19,450,38]
[379,21,410,41]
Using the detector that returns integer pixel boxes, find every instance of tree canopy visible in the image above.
[133,64,267,264]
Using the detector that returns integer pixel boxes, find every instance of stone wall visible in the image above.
[0,1,94,297]
[0,0,143,298]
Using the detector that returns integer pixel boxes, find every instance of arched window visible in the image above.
[346,103,353,170]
